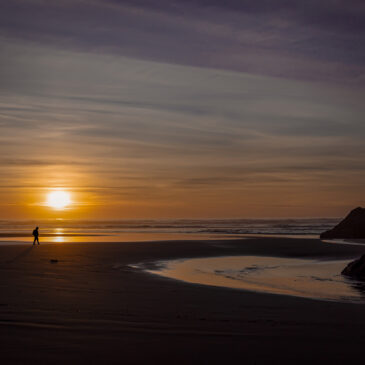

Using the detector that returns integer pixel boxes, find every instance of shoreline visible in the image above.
[1,237,365,363]
[1,232,364,246]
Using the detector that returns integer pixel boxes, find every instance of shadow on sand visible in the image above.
[7,245,34,264]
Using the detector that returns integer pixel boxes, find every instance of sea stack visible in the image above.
[342,254,365,279]
[320,207,365,239]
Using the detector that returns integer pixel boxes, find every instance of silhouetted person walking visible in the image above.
[32,227,39,245]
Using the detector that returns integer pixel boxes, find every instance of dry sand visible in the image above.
[1,237,365,364]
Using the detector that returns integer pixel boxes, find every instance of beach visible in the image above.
[1,237,365,364]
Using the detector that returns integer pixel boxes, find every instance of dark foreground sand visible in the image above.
[1,237,365,364]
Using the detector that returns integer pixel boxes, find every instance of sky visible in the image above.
[0,0,365,219]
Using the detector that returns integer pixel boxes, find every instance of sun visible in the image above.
[47,190,71,209]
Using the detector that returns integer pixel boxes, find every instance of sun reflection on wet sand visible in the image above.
[0,232,225,244]
[53,236,65,243]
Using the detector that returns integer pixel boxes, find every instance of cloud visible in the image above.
[0,0,364,84]
[0,43,364,189]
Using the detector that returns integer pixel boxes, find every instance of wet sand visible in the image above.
[1,237,365,364]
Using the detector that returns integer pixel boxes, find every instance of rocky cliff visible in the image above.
[320,207,365,239]
[342,254,365,279]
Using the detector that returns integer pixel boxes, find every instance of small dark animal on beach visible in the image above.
[32,227,39,245]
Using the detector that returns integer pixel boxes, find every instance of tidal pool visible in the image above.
[148,256,365,303]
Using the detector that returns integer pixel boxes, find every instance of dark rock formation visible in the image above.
[342,254,365,279]
[320,207,365,239]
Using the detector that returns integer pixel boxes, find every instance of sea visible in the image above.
[0,218,339,244]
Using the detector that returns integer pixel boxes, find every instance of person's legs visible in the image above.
[36,237,39,245]
[33,237,36,245]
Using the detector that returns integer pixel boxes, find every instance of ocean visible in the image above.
[0,218,339,244]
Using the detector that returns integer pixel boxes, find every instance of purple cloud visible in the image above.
[0,0,364,84]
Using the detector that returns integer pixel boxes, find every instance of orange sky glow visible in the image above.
[1,43,364,220]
